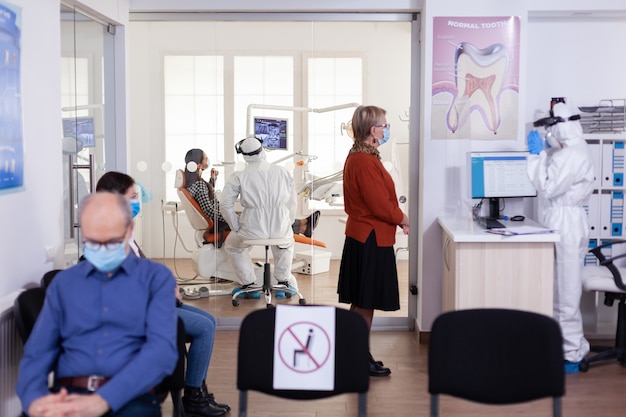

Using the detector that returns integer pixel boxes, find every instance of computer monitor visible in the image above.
[253,117,287,151]
[469,151,537,219]
[62,117,95,148]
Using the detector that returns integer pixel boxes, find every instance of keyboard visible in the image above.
[476,216,506,229]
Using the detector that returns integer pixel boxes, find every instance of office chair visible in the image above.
[237,306,369,417]
[13,272,187,417]
[231,238,306,307]
[428,308,565,417]
[581,239,626,372]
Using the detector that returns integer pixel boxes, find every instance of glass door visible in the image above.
[60,5,115,265]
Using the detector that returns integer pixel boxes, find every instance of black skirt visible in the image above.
[337,230,400,311]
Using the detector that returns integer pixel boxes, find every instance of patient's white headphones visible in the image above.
[186,161,198,172]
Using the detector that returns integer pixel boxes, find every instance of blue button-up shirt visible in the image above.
[16,253,178,412]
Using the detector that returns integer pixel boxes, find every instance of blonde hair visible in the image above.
[351,105,387,142]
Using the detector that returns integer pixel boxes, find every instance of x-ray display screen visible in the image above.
[254,117,287,150]
[63,117,95,148]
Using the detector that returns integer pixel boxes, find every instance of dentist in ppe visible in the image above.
[220,137,299,291]
[526,100,595,373]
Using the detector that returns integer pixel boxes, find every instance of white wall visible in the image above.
[0,0,63,297]
[0,0,128,300]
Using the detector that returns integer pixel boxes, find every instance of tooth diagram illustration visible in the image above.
[446,42,509,134]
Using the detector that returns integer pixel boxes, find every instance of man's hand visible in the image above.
[27,389,110,417]
[64,393,110,417]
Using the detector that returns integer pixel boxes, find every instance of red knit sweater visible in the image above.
[343,151,404,247]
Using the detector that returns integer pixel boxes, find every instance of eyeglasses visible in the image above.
[375,124,391,129]
[83,235,126,251]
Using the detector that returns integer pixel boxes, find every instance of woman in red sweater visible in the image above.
[338,105,410,377]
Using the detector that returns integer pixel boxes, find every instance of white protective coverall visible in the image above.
[526,102,595,363]
[220,137,298,288]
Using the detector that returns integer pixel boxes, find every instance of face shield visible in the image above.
[236,137,265,162]
[533,102,582,147]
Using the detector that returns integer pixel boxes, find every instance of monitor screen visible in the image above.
[469,151,537,199]
[254,117,287,151]
[62,117,95,148]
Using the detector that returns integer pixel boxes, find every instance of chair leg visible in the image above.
[583,295,626,369]
[171,388,184,417]
[358,392,367,417]
[239,390,248,417]
[553,397,562,417]
[430,394,439,417]
[615,298,626,363]
[263,247,272,307]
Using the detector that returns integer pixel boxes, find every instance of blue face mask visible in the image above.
[378,127,390,146]
[129,199,141,218]
[83,242,128,272]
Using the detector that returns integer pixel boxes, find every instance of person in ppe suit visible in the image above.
[526,100,595,373]
[219,137,299,292]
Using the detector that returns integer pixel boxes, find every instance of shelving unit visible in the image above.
[583,129,626,338]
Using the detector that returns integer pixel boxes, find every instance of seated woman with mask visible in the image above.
[184,148,320,237]
[96,171,230,417]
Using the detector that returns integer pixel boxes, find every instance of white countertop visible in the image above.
[438,216,560,243]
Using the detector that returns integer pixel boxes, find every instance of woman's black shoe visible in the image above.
[369,352,384,367]
[368,360,391,377]
[201,380,231,412]
[182,386,227,417]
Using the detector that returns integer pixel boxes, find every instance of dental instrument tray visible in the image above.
[578,98,626,133]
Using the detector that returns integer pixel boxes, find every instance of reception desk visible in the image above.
[438,216,560,317]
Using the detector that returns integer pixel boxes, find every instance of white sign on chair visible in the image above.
[273,304,336,390]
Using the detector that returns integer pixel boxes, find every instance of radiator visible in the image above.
[0,291,24,417]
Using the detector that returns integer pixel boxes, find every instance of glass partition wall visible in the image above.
[128,16,415,328]
[60,5,116,265]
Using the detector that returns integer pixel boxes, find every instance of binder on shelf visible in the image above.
[587,141,602,188]
[585,191,600,238]
[611,191,624,236]
[585,239,598,266]
[613,141,624,187]
[600,191,612,236]
[602,143,614,187]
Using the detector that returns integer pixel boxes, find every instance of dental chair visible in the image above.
[580,240,626,372]
[174,169,241,286]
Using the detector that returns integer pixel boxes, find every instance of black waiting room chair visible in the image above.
[428,308,565,417]
[237,305,369,417]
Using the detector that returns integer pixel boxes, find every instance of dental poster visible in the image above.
[0,1,23,193]
[432,16,520,140]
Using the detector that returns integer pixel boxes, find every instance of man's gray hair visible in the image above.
[78,192,133,228]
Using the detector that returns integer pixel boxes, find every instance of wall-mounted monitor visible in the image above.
[469,151,537,218]
[253,117,287,151]
[62,117,95,148]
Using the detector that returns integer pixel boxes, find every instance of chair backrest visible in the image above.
[40,269,62,289]
[13,287,46,344]
[174,169,229,246]
[237,306,369,416]
[428,308,564,416]
[175,169,212,230]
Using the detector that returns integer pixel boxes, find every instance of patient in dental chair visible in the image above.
[184,148,320,238]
